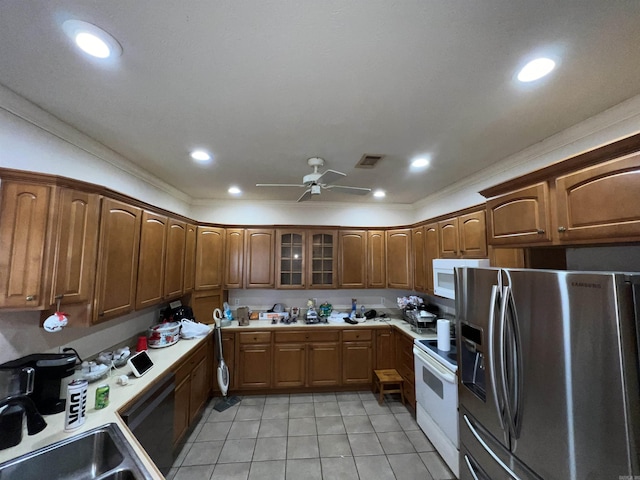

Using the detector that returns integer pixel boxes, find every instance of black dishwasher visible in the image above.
[121,372,175,476]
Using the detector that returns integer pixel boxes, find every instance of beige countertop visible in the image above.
[220,316,438,341]
[0,316,434,476]
[0,334,211,478]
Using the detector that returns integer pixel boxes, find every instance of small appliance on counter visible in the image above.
[0,353,77,414]
[147,321,181,348]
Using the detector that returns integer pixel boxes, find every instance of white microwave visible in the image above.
[433,258,490,299]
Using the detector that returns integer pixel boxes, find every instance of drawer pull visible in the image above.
[536,229,545,234]
[26,295,36,301]
[558,226,567,233]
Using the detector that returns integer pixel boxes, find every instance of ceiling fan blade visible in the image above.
[297,189,312,202]
[316,169,346,185]
[256,183,306,188]
[324,185,372,195]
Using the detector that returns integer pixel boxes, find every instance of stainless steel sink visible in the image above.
[0,423,155,480]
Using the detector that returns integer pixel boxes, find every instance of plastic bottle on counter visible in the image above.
[223,302,233,320]
[351,299,357,318]
[360,305,365,318]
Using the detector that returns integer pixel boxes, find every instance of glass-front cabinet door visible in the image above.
[276,230,306,288]
[308,231,337,288]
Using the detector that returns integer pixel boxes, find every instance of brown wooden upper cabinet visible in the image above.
[458,210,488,258]
[93,198,141,323]
[136,211,168,310]
[437,217,459,258]
[338,230,367,289]
[411,226,426,291]
[554,151,640,243]
[245,228,275,288]
[51,188,100,306]
[276,229,306,289]
[183,223,197,293]
[224,228,244,289]
[307,230,337,289]
[486,183,551,246]
[164,219,186,299]
[0,181,53,309]
[195,226,225,290]
[424,223,439,293]
[386,229,412,289]
[367,230,386,288]
[437,210,487,259]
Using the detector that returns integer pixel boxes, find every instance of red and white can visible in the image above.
[64,379,88,431]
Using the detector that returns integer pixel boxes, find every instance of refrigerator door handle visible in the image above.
[500,286,516,439]
[463,455,481,480]
[463,414,522,480]
[488,284,506,431]
[500,284,524,440]
[506,285,523,438]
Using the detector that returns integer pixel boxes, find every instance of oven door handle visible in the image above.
[413,346,456,383]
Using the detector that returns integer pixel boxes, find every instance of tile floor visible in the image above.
[167,391,456,480]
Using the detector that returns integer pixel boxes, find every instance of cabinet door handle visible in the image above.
[536,229,545,234]
[26,295,36,301]
[558,226,567,233]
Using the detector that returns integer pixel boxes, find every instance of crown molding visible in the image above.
[0,82,192,204]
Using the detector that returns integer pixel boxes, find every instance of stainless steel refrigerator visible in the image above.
[456,267,640,480]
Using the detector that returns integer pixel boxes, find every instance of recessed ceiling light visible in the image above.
[228,186,242,195]
[190,150,212,162]
[411,157,430,168]
[517,57,556,82]
[62,20,122,59]
[373,190,386,198]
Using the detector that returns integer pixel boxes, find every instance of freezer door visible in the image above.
[459,407,541,480]
[456,267,511,447]
[506,269,636,479]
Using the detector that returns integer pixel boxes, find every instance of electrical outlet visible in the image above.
[381,297,385,305]
[234,299,239,305]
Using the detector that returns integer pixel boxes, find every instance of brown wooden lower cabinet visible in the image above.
[238,342,272,389]
[273,343,307,388]
[173,337,213,447]
[342,342,373,385]
[342,329,373,385]
[395,330,416,409]
[229,326,414,403]
[308,342,341,386]
[375,327,395,370]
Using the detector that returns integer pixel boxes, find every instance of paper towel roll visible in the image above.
[437,319,451,351]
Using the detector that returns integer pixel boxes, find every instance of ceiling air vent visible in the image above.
[356,154,385,169]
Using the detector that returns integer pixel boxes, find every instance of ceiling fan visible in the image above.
[256,157,372,202]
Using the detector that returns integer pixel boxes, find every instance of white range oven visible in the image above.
[414,338,459,477]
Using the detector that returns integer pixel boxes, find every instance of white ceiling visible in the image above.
[1,1,640,204]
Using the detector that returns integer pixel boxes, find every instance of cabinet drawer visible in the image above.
[275,330,339,343]
[239,332,272,344]
[174,343,208,384]
[342,329,372,342]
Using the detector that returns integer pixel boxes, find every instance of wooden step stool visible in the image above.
[373,369,405,405]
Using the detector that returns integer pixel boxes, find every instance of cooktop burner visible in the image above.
[415,339,457,371]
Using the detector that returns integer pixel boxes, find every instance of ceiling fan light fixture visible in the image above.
[373,189,386,198]
[228,186,242,195]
